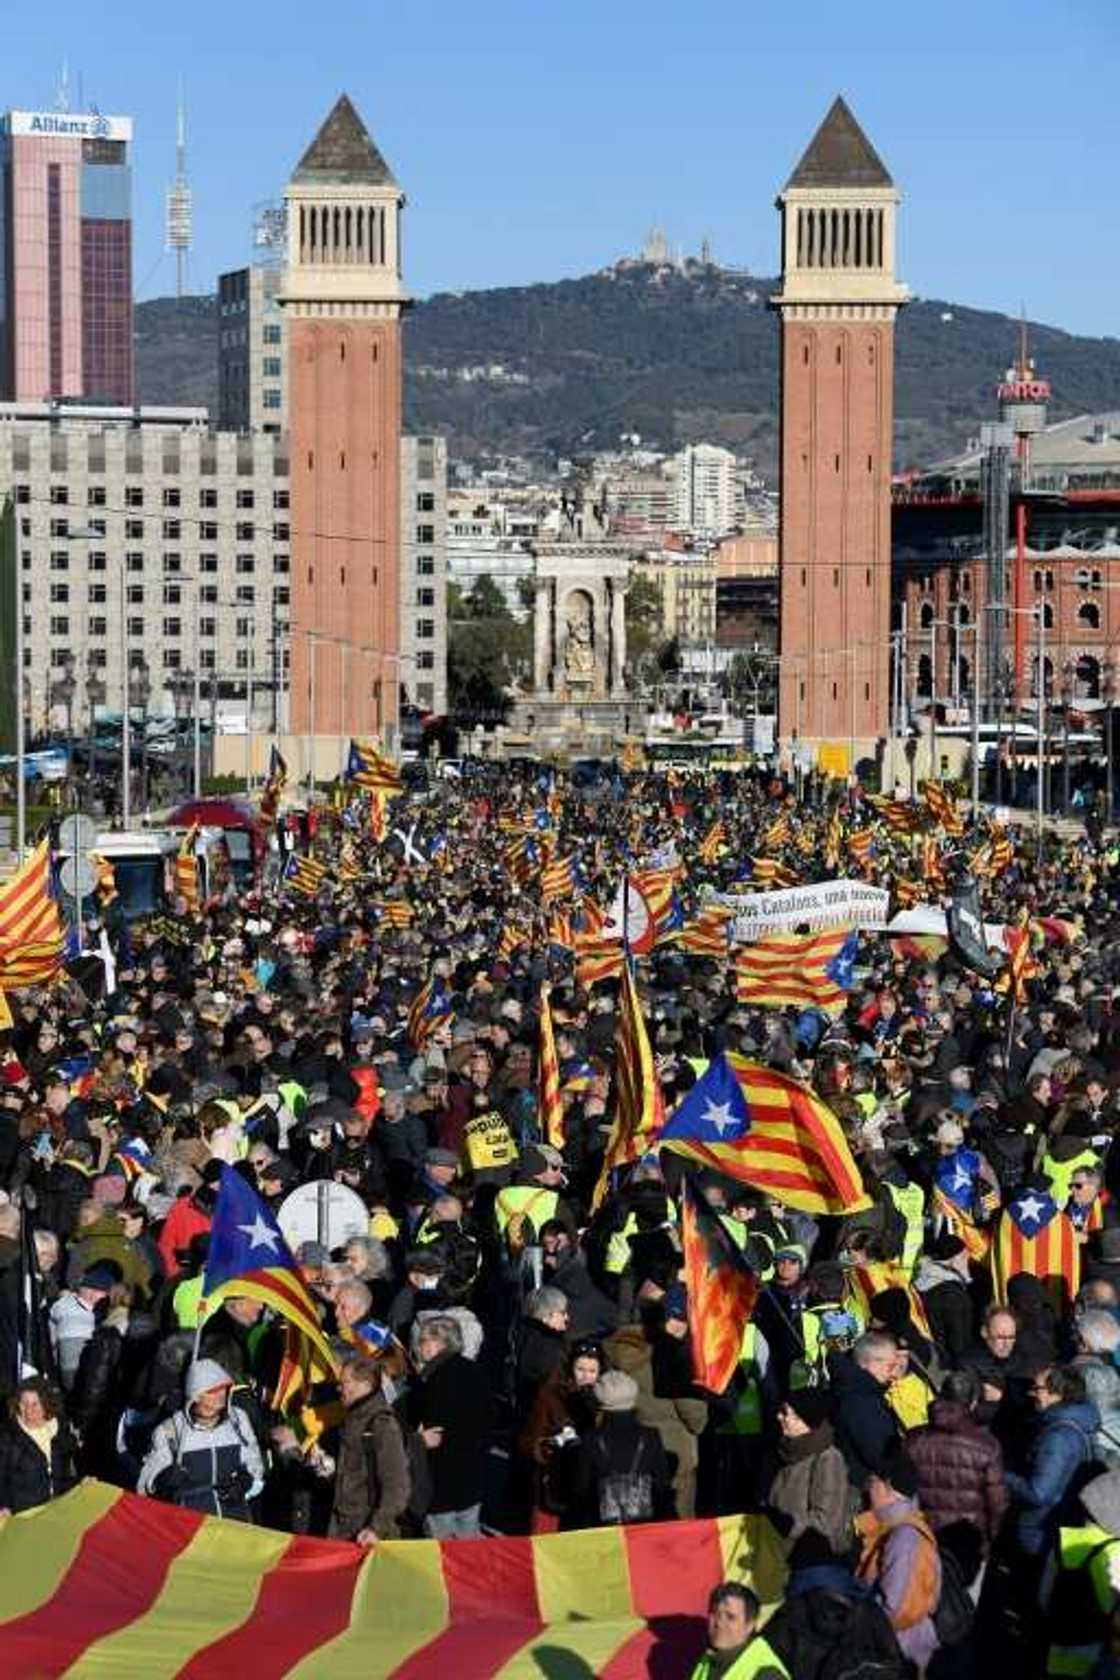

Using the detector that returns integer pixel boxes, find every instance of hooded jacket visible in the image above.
[1006,1397,1101,1554]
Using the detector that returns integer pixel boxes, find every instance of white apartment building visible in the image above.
[0,402,290,736]
[446,489,538,614]
[400,435,448,715]
[672,443,736,536]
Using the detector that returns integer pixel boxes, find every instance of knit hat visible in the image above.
[594,1371,639,1413]
[785,1388,832,1430]
[79,1261,122,1293]
[185,1359,233,1400]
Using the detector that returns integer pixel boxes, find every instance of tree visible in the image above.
[447,577,532,722]
[625,572,663,667]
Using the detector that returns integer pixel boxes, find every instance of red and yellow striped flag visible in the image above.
[698,820,726,864]
[751,857,799,890]
[0,840,65,998]
[846,1259,933,1340]
[593,962,663,1206]
[921,835,946,893]
[824,804,844,869]
[538,984,564,1151]
[676,907,731,957]
[174,826,201,915]
[682,1176,759,1395]
[991,1187,1080,1309]
[0,1484,787,1676]
[734,929,857,1013]
[932,1184,991,1263]
[922,780,964,836]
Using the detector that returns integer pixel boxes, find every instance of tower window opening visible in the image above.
[833,567,840,587]
[832,682,838,700]
[836,345,842,364]
[801,567,807,587]
[854,209,863,266]
[842,210,851,266]
[865,682,870,700]
[834,454,841,472]
[866,567,871,586]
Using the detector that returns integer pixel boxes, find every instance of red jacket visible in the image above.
[156,1194,212,1280]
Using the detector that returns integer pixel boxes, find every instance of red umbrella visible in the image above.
[167,797,262,830]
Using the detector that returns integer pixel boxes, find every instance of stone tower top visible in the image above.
[772,97,907,314]
[786,97,892,191]
[293,93,397,187]
[281,94,407,317]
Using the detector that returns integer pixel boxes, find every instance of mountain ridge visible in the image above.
[135,264,1120,474]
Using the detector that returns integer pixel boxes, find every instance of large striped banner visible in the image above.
[0,1484,787,1678]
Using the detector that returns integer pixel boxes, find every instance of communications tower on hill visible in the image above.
[165,80,192,297]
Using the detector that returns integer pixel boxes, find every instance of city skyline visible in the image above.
[4,0,1118,339]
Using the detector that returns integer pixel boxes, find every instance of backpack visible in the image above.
[594,1431,654,1525]
[931,1540,974,1647]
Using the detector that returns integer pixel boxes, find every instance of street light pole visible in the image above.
[1036,603,1045,849]
[971,615,982,815]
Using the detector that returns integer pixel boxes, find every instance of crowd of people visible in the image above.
[1,761,1119,1679]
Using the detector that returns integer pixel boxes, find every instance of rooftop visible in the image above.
[786,96,893,190]
[291,94,396,187]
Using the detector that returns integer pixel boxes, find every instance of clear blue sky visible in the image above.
[5,0,1118,337]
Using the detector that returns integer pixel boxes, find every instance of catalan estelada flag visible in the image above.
[408,976,452,1049]
[283,853,327,898]
[345,738,401,795]
[373,897,413,928]
[681,1176,759,1395]
[203,1166,337,1375]
[369,789,388,843]
[540,853,581,904]
[866,795,922,834]
[0,840,65,1004]
[991,1186,1080,1309]
[0,1484,786,1677]
[932,1184,990,1263]
[920,835,945,893]
[734,929,858,1013]
[504,833,540,887]
[698,820,726,864]
[846,1259,933,1340]
[538,983,564,1151]
[660,1052,869,1216]
[593,962,663,1207]
[750,857,799,890]
[997,911,1040,1004]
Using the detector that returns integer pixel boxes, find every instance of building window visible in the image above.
[163,584,182,605]
[1078,601,1101,629]
[200,554,218,574]
[236,585,255,604]
[273,522,290,541]
[125,486,144,508]
[50,485,69,505]
[50,583,69,603]
[126,519,144,539]
[262,357,282,378]
[163,618,181,638]
[417,493,435,513]
[50,518,69,538]
[236,617,251,639]
[88,616,106,637]
[417,650,435,670]
[236,522,255,542]
[273,490,289,510]
[274,555,289,573]
[163,649,182,670]
[127,586,144,604]
[235,649,250,670]
[416,525,435,544]
[49,553,69,571]
[50,616,70,636]
[87,486,106,507]
[416,620,434,640]
[263,324,282,344]
[88,648,107,668]
[163,519,181,539]
[417,556,434,576]
[416,587,435,607]
[200,522,218,541]
[126,552,144,572]
[199,617,216,638]
[200,649,216,670]
[88,551,107,571]
[273,586,289,606]
[163,553,182,574]
[88,583,107,604]
[14,485,29,505]
[199,488,218,509]
[236,555,255,574]
[236,490,255,509]
[163,488,181,508]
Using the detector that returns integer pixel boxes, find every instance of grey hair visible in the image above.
[336,1279,373,1319]
[344,1235,391,1281]
[853,1331,898,1370]
[526,1286,568,1325]
[1077,1308,1120,1355]
[412,1314,463,1359]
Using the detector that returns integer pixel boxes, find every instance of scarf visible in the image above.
[778,1421,835,1464]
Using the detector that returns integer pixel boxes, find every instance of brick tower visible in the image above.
[281,94,407,745]
[772,98,908,770]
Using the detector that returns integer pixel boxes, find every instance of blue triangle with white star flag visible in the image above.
[661,1054,750,1146]
[202,1164,297,1299]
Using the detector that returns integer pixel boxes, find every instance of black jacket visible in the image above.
[828,1353,900,1485]
[412,1350,489,1513]
[544,1254,619,1342]
[0,1416,76,1512]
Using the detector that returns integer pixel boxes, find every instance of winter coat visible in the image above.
[766,1424,854,1556]
[907,1398,1008,1549]
[515,1319,567,1420]
[519,1376,599,1516]
[328,1390,410,1541]
[1006,1397,1100,1554]
[605,1324,708,1519]
[71,1213,153,1300]
[137,1398,265,1521]
[765,1563,904,1680]
[0,1238,21,1398]
[49,1291,99,1391]
[855,1496,941,1671]
[913,1258,974,1368]
[571,1412,671,1526]
[0,1416,76,1512]
[828,1353,901,1486]
[411,1349,489,1514]
[156,1194,212,1280]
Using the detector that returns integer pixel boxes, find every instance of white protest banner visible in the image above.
[700,878,891,944]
